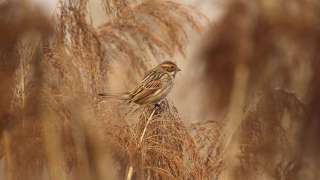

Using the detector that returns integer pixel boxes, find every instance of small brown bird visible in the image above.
[98,61,181,105]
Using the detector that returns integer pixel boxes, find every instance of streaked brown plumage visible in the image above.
[98,61,181,105]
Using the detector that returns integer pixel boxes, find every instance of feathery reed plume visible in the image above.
[97,1,206,179]
[198,0,320,179]
[1,0,207,179]
[98,0,206,86]
[0,1,53,179]
[109,101,204,180]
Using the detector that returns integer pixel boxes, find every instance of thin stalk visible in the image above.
[3,131,13,180]
[139,108,156,144]
[126,166,134,180]
[126,107,156,180]
[221,63,249,156]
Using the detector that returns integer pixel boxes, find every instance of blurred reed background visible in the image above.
[0,0,319,180]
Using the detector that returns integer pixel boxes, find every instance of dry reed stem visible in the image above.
[220,63,249,157]
[42,110,68,180]
[3,131,13,180]
[126,166,134,180]
[139,108,156,145]
[69,113,93,180]
[126,107,156,180]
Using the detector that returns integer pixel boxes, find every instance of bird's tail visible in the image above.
[98,92,130,100]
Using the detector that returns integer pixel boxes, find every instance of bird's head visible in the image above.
[158,61,181,75]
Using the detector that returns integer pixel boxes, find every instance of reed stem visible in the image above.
[126,107,156,180]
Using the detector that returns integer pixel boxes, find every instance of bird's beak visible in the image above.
[176,67,182,72]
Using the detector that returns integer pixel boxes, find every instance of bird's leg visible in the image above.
[154,102,161,109]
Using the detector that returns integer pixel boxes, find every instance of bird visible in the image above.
[98,61,181,106]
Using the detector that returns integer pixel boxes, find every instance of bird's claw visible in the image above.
[154,102,161,110]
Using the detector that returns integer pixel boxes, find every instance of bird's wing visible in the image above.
[130,70,161,94]
[129,70,172,103]
[140,69,159,83]
[130,79,163,103]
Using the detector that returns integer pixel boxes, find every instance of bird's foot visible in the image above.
[154,102,161,110]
